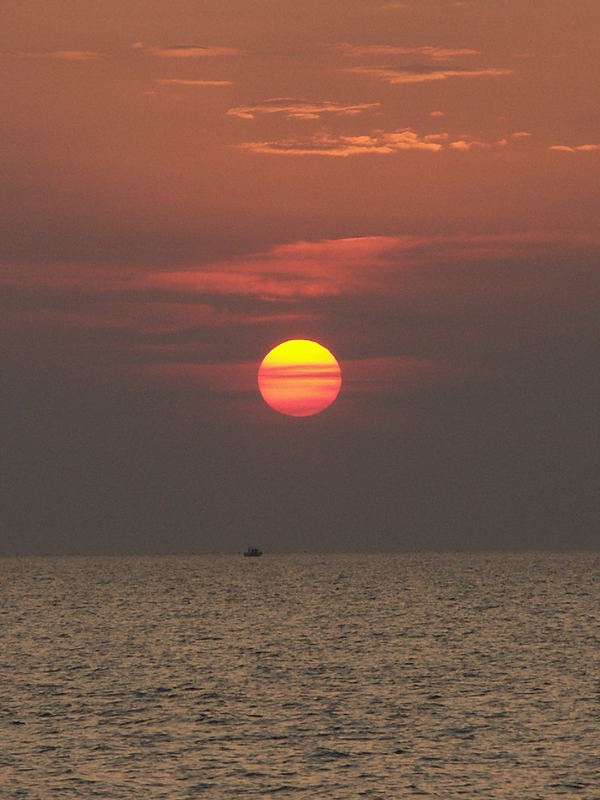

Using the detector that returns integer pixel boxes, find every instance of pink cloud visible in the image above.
[147,236,405,299]
[4,232,599,383]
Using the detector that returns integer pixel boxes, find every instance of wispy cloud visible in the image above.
[157,78,232,87]
[511,131,532,138]
[9,231,595,319]
[227,98,380,120]
[347,65,512,84]
[132,42,238,58]
[146,236,403,300]
[449,140,484,151]
[549,143,600,153]
[336,43,479,60]
[450,138,507,151]
[238,129,515,157]
[4,232,598,386]
[9,50,105,61]
[238,128,446,157]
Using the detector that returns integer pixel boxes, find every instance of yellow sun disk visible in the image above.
[258,340,342,417]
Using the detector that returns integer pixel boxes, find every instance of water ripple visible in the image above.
[1,552,598,798]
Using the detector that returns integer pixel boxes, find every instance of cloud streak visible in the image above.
[238,129,446,156]
[3,228,598,430]
[336,43,480,60]
[157,78,232,87]
[8,50,105,61]
[549,143,600,153]
[5,233,597,352]
[347,66,512,84]
[450,138,507,151]
[227,98,380,120]
[238,129,514,157]
[132,42,238,58]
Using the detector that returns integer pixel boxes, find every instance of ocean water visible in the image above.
[1,553,598,799]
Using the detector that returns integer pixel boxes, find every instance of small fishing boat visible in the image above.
[243,547,263,557]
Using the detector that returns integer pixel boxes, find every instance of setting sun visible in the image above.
[258,339,342,417]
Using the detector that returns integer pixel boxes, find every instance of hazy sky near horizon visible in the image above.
[2,0,599,553]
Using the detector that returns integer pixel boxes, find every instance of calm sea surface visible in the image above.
[1,553,598,799]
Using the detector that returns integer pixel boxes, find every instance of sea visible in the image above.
[1,553,598,799]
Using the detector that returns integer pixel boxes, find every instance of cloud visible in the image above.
[549,143,600,153]
[157,78,232,87]
[449,140,488,151]
[144,236,401,302]
[4,230,598,552]
[511,131,532,138]
[430,110,445,117]
[238,129,514,157]
[227,98,380,120]
[6,232,598,350]
[132,42,237,58]
[336,43,479,60]
[342,356,468,405]
[10,50,105,61]
[450,138,507,151]
[3,231,599,403]
[238,128,445,156]
[347,66,512,84]
[0,237,401,311]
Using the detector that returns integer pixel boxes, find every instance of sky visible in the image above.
[2,0,599,554]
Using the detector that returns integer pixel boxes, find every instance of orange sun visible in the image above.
[258,339,342,417]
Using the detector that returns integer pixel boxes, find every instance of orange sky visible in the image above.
[1,1,599,552]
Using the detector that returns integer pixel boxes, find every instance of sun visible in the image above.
[258,339,342,417]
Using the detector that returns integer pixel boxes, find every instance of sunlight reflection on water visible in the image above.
[1,552,598,798]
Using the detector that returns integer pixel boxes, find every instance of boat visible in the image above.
[243,547,263,557]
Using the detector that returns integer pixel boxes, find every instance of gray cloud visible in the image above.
[3,232,598,552]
